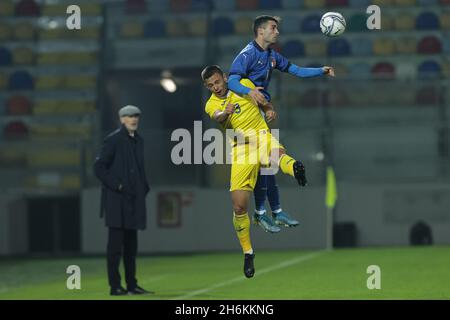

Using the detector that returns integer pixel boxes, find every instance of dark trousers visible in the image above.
[107,227,138,289]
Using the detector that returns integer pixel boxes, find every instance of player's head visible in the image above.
[118,105,141,132]
[253,15,280,45]
[201,65,228,98]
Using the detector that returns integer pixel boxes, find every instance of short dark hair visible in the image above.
[253,15,280,36]
[201,65,224,81]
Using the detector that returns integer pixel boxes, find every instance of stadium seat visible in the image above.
[351,38,372,56]
[235,17,253,35]
[417,0,438,4]
[4,121,29,140]
[282,40,305,58]
[327,87,350,107]
[120,21,144,38]
[0,47,12,66]
[327,38,351,56]
[8,70,34,90]
[125,0,147,14]
[61,52,97,65]
[282,0,304,9]
[12,47,34,65]
[417,36,442,54]
[236,0,259,10]
[416,12,440,30]
[260,0,282,9]
[373,38,395,55]
[394,0,416,5]
[170,0,191,12]
[213,0,235,11]
[213,17,234,35]
[13,22,35,40]
[347,14,367,32]
[167,19,188,37]
[0,1,14,16]
[0,23,11,41]
[65,75,96,89]
[333,63,349,77]
[415,86,441,106]
[372,0,393,5]
[418,60,442,79]
[15,0,40,16]
[443,36,450,53]
[326,0,349,7]
[371,62,396,79]
[349,62,371,79]
[187,18,207,36]
[349,0,371,7]
[395,37,417,54]
[148,0,169,12]
[304,39,327,57]
[42,4,70,16]
[0,72,7,90]
[304,0,325,8]
[144,19,166,38]
[35,75,64,90]
[395,13,415,30]
[381,14,394,31]
[193,0,212,11]
[280,16,301,34]
[440,12,450,30]
[301,14,321,33]
[396,61,417,80]
[6,95,32,115]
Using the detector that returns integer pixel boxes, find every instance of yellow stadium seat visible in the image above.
[234,16,253,35]
[74,27,100,39]
[33,100,59,114]
[60,125,91,138]
[39,28,65,40]
[304,0,325,8]
[12,47,34,65]
[120,21,144,38]
[372,0,394,5]
[42,4,67,16]
[0,1,14,17]
[0,72,7,90]
[14,22,35,40]
[381,15,394,31]
[187,19,207,36]
[373,38,395,55]
[440,12,450,30]
[79,3,102,16]
[395,37,417,54]
[395,13,415,30]
[28,149,81,167]
[62,175,81,189]
[35,75,64,89]
[37,52,62,65]
[61,52,97,64]
[0,22,11,40]
[64,75,96,89]
[166,19,188,37]
[304,40,326,57]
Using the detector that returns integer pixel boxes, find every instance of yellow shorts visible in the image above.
[229,130,285,192]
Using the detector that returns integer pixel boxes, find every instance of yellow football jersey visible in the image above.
[204,79,268,133]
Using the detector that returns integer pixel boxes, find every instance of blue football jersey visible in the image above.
[229,41,291,101]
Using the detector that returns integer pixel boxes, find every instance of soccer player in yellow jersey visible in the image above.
[202,65,307,278]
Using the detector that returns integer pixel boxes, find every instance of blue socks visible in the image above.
[253,173,282,214]
[266,174,282,213]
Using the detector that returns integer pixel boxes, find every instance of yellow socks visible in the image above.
[233,212,253,254]
[279,154,296,177]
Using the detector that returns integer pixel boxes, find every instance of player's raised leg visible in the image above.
[231,190,255,278]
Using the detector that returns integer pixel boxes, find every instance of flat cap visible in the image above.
[118,105,141,117]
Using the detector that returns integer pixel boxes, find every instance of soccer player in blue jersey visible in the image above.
[228,15,335,233]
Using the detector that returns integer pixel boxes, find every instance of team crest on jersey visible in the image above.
[271,58,276,69]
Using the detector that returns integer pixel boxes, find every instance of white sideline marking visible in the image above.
[172,251,325,300]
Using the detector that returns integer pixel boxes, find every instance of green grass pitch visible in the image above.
[0,246,449,300]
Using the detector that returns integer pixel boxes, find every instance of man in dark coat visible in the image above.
[94,105,152,296]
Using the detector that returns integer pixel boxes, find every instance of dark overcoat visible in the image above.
[94,125,150,230]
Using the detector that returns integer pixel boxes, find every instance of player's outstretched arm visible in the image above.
[287,63,335,78]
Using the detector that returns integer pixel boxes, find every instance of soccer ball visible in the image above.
[320,12,346,37]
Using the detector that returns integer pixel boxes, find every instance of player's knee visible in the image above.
[233,204,247,215]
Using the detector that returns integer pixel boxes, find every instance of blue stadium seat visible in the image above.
[144,19,166,37]
[327,38,351,56]
[282,0,304,9]
[260,0,282,9]
[212,0,235,11]
[0,47,12,66]
[351,38,372,56]
[418,60,441,79]
[301,14,321,33]
[213,17,234,35]
[8,70,34,90]
[416,12,440,30]
[282,40,305,58]
[191,0,211,11]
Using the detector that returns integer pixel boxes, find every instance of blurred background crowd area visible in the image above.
[0,0,449,192]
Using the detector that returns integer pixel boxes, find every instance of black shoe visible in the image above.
[244,253,255,278]
[127,286,155,295]
[110,287,128,296]
[293,161,307,187]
